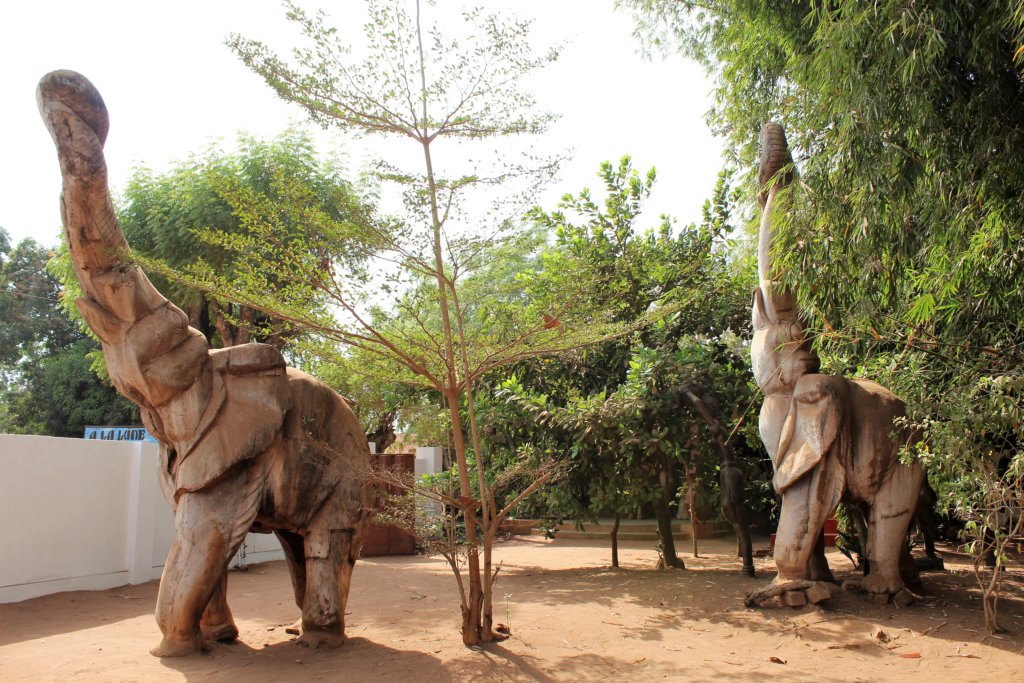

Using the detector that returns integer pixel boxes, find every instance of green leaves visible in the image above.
[0,231,137,437]
[478,158,766,524]
[112,128,376,349]
[229,0,558,142]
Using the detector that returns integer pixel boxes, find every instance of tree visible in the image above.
[493,159,761,568]
[623,0,1024,632]
[0,229,79,367]
[22,339,140,437]
[210,0,645,645]
[311,349,447,453]
[118,128,375,348]
[0,228,136,436]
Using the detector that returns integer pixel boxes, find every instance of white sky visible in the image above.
[0,0,723,249]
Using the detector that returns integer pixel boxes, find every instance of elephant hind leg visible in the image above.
[200,572,239,642]
[275,530,307,609]
[899,544,922,589]
[806,530,835,583]
[298,528,357,648]
[863,462,925,596]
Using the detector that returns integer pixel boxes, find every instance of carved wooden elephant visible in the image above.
[38,70,371,656]
[751,122,924,602]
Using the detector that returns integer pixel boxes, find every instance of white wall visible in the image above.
[414,446,444,477]
[0,434,283,603]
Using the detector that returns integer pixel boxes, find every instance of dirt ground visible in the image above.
[1,535,1022,682]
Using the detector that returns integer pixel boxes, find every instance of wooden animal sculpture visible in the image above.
[748,123,925,605]
[37,70,372,657]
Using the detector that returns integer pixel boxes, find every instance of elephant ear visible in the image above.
[171,344,291,497]
[773,378,841,493]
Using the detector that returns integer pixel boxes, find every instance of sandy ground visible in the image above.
[1,534,1022,682]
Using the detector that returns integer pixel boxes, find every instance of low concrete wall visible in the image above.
[0,434,283,603]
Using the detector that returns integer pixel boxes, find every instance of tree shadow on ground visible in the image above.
[466,640,860,682]
[157,636,451,682]
[494,537,1024,657]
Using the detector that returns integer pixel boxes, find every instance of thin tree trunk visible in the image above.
[654,459,683,569]
[686,462,699,558]
[449,284,496,642]
[413,0,484,645]
[209,300,236,347]
[610,512,621,569]
[447,397,483,645]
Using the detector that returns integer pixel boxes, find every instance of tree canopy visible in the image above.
[487,158,762,566]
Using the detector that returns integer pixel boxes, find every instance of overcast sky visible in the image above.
[0,0,723,249]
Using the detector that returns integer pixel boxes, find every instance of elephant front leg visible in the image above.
[773,461,843,584]
[298,528,357,648]
[152,467,262,657]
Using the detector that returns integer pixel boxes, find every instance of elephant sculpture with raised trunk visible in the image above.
[748,123,925,607]
[37,70,372,657]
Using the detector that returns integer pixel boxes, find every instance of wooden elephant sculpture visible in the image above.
[38,70,371,656]
[750,123,924,604]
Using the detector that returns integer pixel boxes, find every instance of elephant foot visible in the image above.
[202,620,239,643]
[744,579,830,607]
[862,571,903,596]
[842,577,915,606]
[150,635,208,658]
[742,565,756,578]
[296,628,346,649]
[914,555,945,572]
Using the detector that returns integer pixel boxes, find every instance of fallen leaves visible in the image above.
[768,656,787,664]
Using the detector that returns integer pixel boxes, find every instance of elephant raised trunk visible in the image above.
[38,71,213,451]
[749,123,924,606]
[39,70,371,657]
[754,122,800,329]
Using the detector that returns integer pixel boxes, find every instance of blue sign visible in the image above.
[83,426,158,443]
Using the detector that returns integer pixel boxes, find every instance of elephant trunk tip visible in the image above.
[37,70,109,146]
[758,122,794,208]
